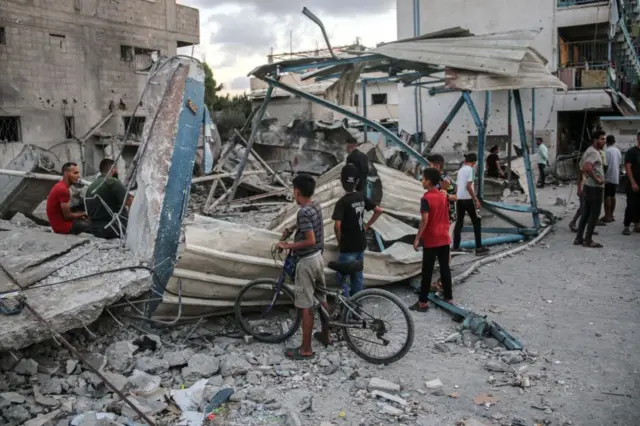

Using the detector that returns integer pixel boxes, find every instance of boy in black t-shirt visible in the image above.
[331,164,383,296]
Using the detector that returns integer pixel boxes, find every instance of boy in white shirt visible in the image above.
[453,153,489,256]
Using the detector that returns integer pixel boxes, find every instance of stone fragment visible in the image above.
[425,378,443,390]
[0,391,26,403]
[483,338,501,349]
[181,354,220,383]
[368,378,400,393]
[66,360,79,375]
[372,390,407,406]
[2,404,31,423]
[105,342,136,372]
[102,372,129,393]
[85,354,106,372]
[502,351,524,365]
[434,342,450,353]
[40,377,64,395]
[35,393,61,408]
[484,361,509,372]
[220,354,251,377]
[135,356,169,374]
[324,363,339,375]
[36,358,60,375]
[444,332,461,343]
[14,358,39,375]
[24,409,62,426]
[127,370,161,394]
[246,370,262,384]
[163,349,194,368]
[379,403,403,416]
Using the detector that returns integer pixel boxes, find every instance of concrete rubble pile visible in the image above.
[0,303,566,426]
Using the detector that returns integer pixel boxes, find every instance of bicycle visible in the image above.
[234,244,414,365]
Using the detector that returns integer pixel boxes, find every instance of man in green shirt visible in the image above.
[85,159,133,239]
[536,137,549,188]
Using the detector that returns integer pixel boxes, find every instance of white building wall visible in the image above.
[397,0,612,161]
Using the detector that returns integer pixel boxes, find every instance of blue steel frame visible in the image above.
[254,67,542,246]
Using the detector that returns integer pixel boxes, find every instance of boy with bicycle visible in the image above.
[278,173,331,359]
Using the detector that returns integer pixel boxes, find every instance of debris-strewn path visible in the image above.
[1,189,638,426]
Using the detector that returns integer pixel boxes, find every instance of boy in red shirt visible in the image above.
[411,168,453,312]
[46,162,89,235]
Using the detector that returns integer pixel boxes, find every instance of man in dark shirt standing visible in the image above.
[85,159,133,239]
[332,165,383,297]
[346,140,369,193]
[622,131,640,235]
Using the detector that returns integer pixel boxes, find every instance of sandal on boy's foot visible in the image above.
[583,240,603,248]
[622,227,631,236]
[284,347,315,360]
[313,331,331,348]
[409,302,429,312]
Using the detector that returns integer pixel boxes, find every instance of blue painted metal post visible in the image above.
[148,61,205,316]
[413,0,421,148]
[263,76,428,167]
[462,91,486,199]
[423,94,465,154]
[512,90,541,229]
[227,85,274,205]
[531,88,536,154]
[483,91,491,130]
[362,80,368,144]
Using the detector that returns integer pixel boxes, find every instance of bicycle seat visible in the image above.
[328,260,363,275]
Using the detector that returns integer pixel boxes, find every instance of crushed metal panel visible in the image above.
[0,145,60,220]
[445,52,567,91]
[367,212,416,241]
[371,29,543,77]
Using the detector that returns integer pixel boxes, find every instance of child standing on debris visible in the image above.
[278,173,331,359]
[411,168,454,312]
[332,164,384,297]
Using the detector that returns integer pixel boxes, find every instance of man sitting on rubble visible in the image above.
[345,139,369,193]
[85,159,133,239]
[46,162,90,235]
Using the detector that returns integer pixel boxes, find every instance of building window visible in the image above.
[0,117,22,143]
[123,116,145,138]
[0,28,6,45]
[64,116,75,139]
[133,47,157,72]
[372,93,387,105]
[353,94,359,107]
[49,34,66,52]
[121,45,134,62]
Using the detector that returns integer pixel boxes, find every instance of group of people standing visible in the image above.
[570,130,640,246]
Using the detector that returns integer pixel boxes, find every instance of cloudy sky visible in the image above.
[177,0,397,94]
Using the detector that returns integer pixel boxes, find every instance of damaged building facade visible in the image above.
[0,0,199,172]
[397,0,640,160]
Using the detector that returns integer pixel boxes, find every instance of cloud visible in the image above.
[184,0,394,17]
[229,76,250,90]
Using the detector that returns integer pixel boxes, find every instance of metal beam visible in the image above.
[462,91,486,199]
[278,55,380,74]
[507,90,513,182]
[428,87,459,95]
[462,226,538,236]
[531,88,536,154]
[483,91,491,130]
[481,202,528,229]
[362,80,368,143]
[422,93,465,154]
[262,76,428,167]
[512,89,541,229]
[226,85,274,207]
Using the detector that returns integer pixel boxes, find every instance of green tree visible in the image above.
[202,62,223,112]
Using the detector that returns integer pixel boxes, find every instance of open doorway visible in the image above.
[556,111,610,154]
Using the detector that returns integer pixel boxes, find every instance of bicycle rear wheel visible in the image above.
[234,278,301,344]
[340,288,414,365]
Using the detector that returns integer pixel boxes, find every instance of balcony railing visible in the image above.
[557,0,608,7]
[557,40,609,89]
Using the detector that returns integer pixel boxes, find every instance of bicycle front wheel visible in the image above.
[234,278,301,344]
[340,288,414,365]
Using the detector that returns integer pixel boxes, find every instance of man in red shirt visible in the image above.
[411,168,453,312]
[46,162,89,235]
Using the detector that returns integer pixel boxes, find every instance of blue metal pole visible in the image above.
[423,93,465,154]
[362,80,368,143]
[413,0,421,147]
[262,76,428,167]
[512,89,541,229]
[462,91,486,199]
[507,90,512,183]
[483,91,491,130]
[458,234,525,250]
[531,88,536,154]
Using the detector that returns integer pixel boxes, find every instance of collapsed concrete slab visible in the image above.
[0,145,60,220]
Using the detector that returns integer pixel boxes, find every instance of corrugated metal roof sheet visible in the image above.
[371,29,543,77]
